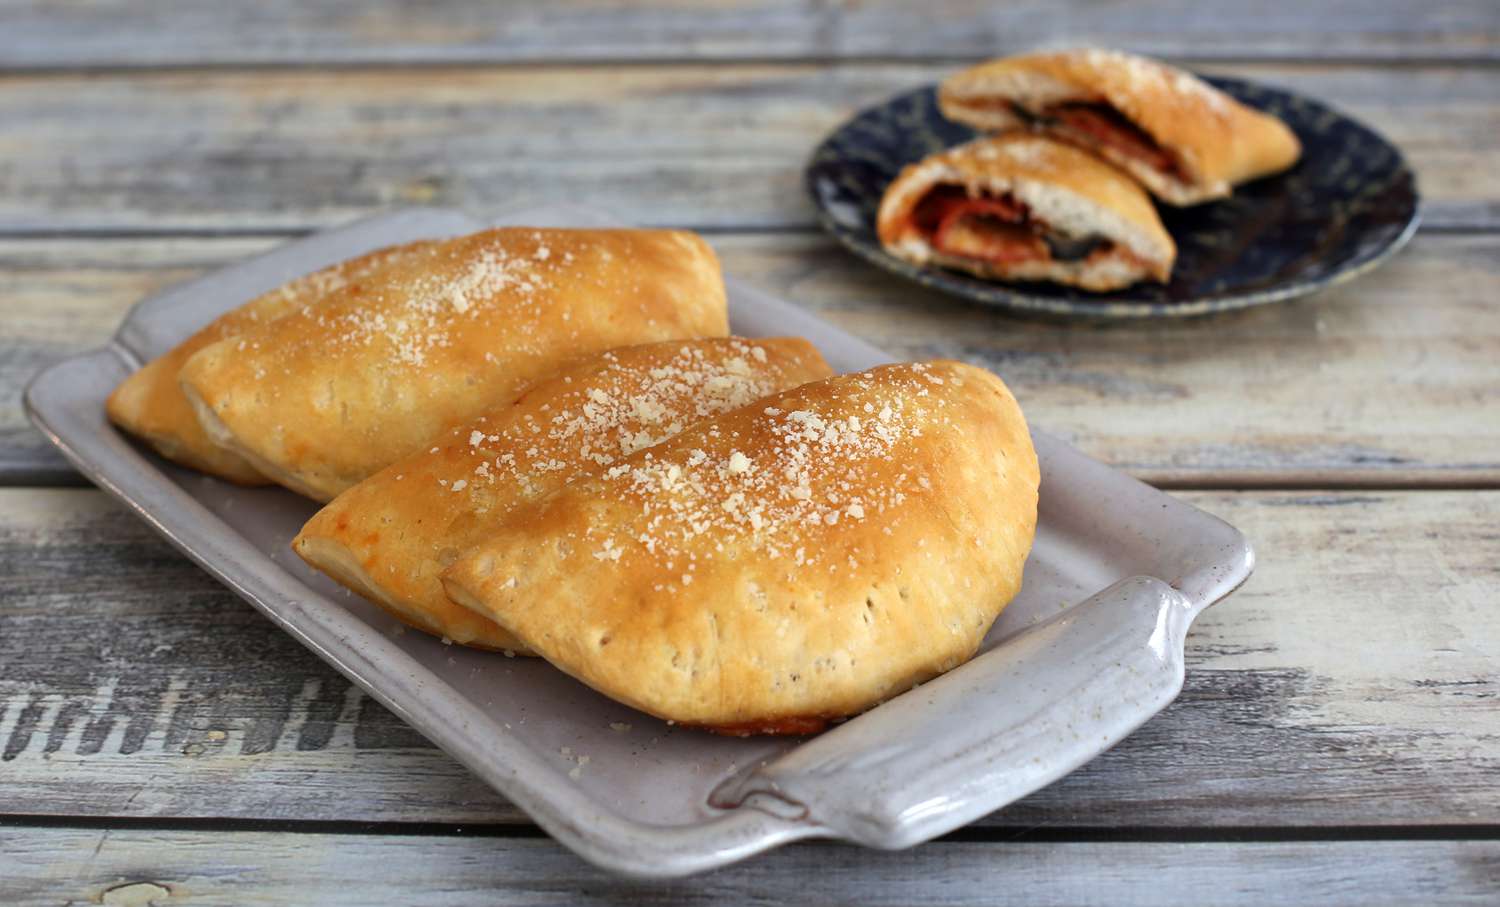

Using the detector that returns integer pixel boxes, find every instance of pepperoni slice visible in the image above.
[910,187,1049,265]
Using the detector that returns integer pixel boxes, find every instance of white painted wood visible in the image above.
[1,0,1494,67]
[1,488,1496,827]
[3,828,1497,905]
[0,63,1489,233]
[5,233,1497,485]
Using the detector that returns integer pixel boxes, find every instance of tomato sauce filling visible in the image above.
[1044,102,1182,179]
[910,185,1110,268]
[967,99,1183,179]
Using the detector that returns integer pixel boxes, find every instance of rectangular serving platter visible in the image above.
[26,205,1254,877]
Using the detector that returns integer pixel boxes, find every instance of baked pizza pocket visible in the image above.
[179,228,730,501]
[938,48,1301,205]
[442,360,1039,734]
[106,240,435,483]
[294,337,832,652]
[878,134,1175,291]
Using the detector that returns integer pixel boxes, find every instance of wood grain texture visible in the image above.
[731,232,1500,487]
[1,487,1496,827]
[0,62,1491,233]
[0,0,1495,893]
[2,0,1496,67]
[4,233,1498,486]
[4,828,1499,905]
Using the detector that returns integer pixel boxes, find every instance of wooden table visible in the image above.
[3,3,1497,903]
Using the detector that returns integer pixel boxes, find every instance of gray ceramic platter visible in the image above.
[27,205,1254,877]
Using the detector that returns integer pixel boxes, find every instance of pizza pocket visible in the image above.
[179,228,730,502]
[442,360,1039,734]
[105,240,434,483]
[878,134,1175,291]
[938,48,1301,205]
[293,337,832,652]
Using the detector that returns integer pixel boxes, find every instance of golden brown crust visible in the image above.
[442,360,1039,732]
[178,228,730,502]
[293,337,833,652]
[876,134,1175,290]
[939,49,1302,204]
[105,241,434,483]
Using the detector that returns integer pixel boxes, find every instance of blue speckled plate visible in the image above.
[807,76,1419,318]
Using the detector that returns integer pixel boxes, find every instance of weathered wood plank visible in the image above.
[1,488,1496,827]
[2,0,1496,67]
[0,237,241,484]
[736,232,1500,487]
[0,62,1491,233]
[4,233,1498,486]
[4,828,1498,904]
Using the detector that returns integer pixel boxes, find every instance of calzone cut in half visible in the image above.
[938,48,1302,205]
[179,228,730,502]
[293,337,833,652]
[878,133,1175,291]
[106,240,435,483]
[442,360,1040,734]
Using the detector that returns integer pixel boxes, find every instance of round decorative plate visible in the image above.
[806,77,1420,318]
